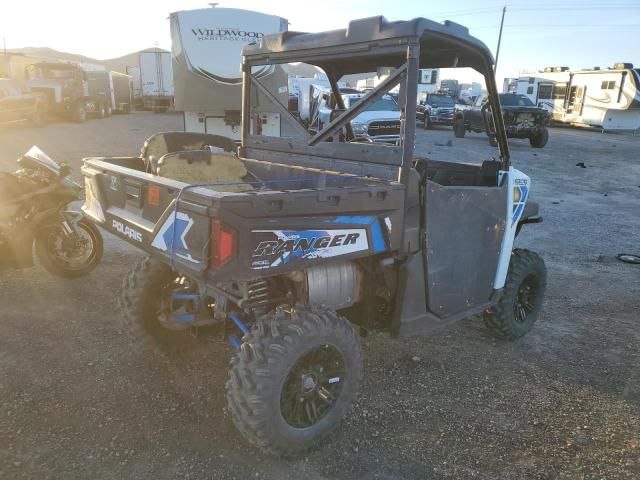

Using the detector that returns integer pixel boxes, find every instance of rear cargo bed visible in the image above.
[81,155,405,281]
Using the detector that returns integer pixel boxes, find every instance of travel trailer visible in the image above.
[170,6,288,137]
[517,63,640,132]
[138,50,174,112]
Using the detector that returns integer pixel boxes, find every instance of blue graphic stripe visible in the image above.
[370,220,387,253]
[331,216,375,225]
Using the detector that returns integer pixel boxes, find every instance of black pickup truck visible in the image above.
[0,78,48,126]
[453,93,550,148]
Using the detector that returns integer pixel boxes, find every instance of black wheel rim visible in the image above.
[514,273,540,324]
[280,345,346,428]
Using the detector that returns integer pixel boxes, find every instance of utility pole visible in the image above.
[494,6,507,73]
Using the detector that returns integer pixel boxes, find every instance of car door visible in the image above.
[469,94,487,130]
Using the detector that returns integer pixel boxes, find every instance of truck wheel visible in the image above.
[483,249,546,340]
[453,117,466,138]
[226,305,362,456]
[72,102,86,123]
[529,127,549,148]
[119,256,201,353]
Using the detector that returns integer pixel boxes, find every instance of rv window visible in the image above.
[553,85,567,99]
[538,85,553,100]
[527,86,534,94]
[601,80,616,90]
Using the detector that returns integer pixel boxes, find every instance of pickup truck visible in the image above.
[81,16,546,457]
[313,88,401,143]
[0,78,48,126]
[454,93,550,148]
[416,92,455,129]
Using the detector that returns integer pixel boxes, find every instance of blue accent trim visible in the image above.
[230,312,249,336]
[230,336,241,349]
[172,293,200,301]
[331,216,375,225]
[173,314,196,323]
[370,220,386,253]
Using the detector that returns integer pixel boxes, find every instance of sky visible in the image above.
[2,0,639,83]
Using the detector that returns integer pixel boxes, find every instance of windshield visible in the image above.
[348,96,400,112]
[427,95,455,107]
[500,94,535,107]
[37,65,76,79]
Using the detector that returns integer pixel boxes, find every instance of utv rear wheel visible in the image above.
[97,103,107,119]
[453,117,466,138]
[483,249,546,340]
[226,305,362,457]
[119,256,201,353]
[529,127,549,148]
[424,118,432,129]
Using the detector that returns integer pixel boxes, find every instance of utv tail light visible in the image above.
[210,219,235,268]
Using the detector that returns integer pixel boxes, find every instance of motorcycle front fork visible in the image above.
[61,210,84,236]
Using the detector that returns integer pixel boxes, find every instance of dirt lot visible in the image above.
[1,113,639,480]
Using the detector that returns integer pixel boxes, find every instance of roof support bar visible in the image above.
[308,63,407,146]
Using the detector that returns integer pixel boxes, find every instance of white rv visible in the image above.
[517,63,640,132]
[170,7,288,138]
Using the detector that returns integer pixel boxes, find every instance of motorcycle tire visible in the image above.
[35,218,103,278]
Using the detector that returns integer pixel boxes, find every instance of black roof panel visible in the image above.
[243,16,494,74]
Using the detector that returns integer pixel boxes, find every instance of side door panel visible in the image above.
[424,177,507,317]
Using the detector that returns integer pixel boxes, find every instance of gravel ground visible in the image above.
[1,113,639,479]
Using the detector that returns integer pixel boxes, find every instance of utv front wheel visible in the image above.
[226,305,362,456]
[529,127,549,148]
[453,117,466,138]
[483,249,546,340]
[119,256,201,353]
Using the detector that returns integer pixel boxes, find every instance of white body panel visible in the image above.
[170,7,287,136]
[290,76,331,121]
[517,67,640,132]
[139,52,174,97]
[494,168,531,290]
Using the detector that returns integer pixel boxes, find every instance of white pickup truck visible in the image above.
[313,88,401,143]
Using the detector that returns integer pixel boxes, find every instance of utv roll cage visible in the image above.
[240,16,510,174]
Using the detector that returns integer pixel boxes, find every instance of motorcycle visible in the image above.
[0,146,103,278]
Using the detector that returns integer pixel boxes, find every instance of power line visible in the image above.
[472,23,640,29]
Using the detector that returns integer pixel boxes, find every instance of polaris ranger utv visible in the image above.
[81,16,546,456]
